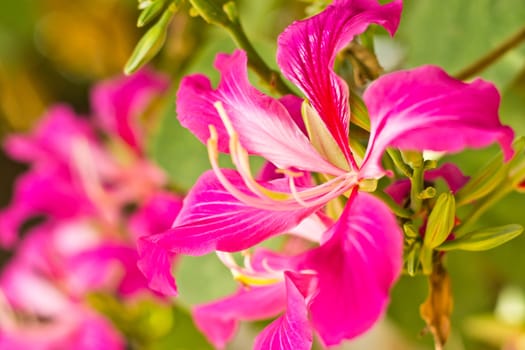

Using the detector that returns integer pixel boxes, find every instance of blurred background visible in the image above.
[1,0,525,349]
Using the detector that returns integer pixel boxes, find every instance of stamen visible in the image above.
[206,102,359,210]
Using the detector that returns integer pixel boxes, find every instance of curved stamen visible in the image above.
[216,251,282,287]
[207,102,359,210]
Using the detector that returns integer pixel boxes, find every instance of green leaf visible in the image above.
[437,224,523,251]
[455,153,507,206]
[398,0,525,89]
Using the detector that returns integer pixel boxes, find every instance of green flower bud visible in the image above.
[137,0,167,27]
[424,192,456,249]
[125,5,176,75]
[405,242,421,277]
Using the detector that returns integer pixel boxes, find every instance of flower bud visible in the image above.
[125,5,176,74]
[424,192,456,249]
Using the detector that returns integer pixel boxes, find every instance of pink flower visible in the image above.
[91,69,169,154]
[0,71,170,247]
[192,192,401,348]
[0,224,125,350]
[138,0,514,347]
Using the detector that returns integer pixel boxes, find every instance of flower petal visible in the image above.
[91,69,169,153]
[177,50,343,175]
[137,170,319,295]
[254,274,313,350]
[277,0,402,162]
[297,192,402,346]
[361,66,515,178]
[143,169,320,256]
[193,283,286,349]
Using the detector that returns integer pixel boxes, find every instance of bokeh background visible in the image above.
[1,0,525,349]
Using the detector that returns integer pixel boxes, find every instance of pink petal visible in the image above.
[0,165,95,247]
[91,69,169,153]
[193,283,286,349]
[254,274,313,350]
[143,169,320,256]
[177,50,343,175]
[128,191,183,242]
[361,66,515,178]
[297,192,402,346]
[137,170,319,296]
[425,162,470,193]
[3,105,95,164]
[277,0,402,162]
[137,238,177,296]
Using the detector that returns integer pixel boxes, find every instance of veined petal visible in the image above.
[137,170,319,295]
[91,69,169,153]
[361,66,515,178]
[254,274,313,350]
[277,0,402,162]
[177,50,344,175]
[297,192,402,346]
[146,169,320,255]
[193,283,286,349]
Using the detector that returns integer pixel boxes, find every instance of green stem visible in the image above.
[386,148,413,177]
[455,24,525,80]
[225,22,293,95]
[410,165,424,213]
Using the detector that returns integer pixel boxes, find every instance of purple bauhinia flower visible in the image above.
[138,0,515,347]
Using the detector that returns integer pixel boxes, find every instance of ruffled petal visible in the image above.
[91,69,169,153]
[361,66,515,178]
[297,192,402,346]
[277,0,402,162]
[177,50,343,175]
[254,274,313,350]
[193,283,286,349]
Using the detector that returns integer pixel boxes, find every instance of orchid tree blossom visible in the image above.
[140,0,513,292]
[0,70,170,247]
[0,69,181,347]
[192,191,401,348]
[138,0,515,347]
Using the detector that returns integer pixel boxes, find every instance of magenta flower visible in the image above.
[138,0,514,347]
[0,70,169,247]
[192,191,401,348]
[91,69,169,154]
[0,222,125,350]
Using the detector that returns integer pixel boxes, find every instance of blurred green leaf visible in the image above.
[398,0,525,89]
[438,224,523,252]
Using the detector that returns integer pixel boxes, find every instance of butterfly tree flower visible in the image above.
[138,0,514,347]
[0,69,182,348]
